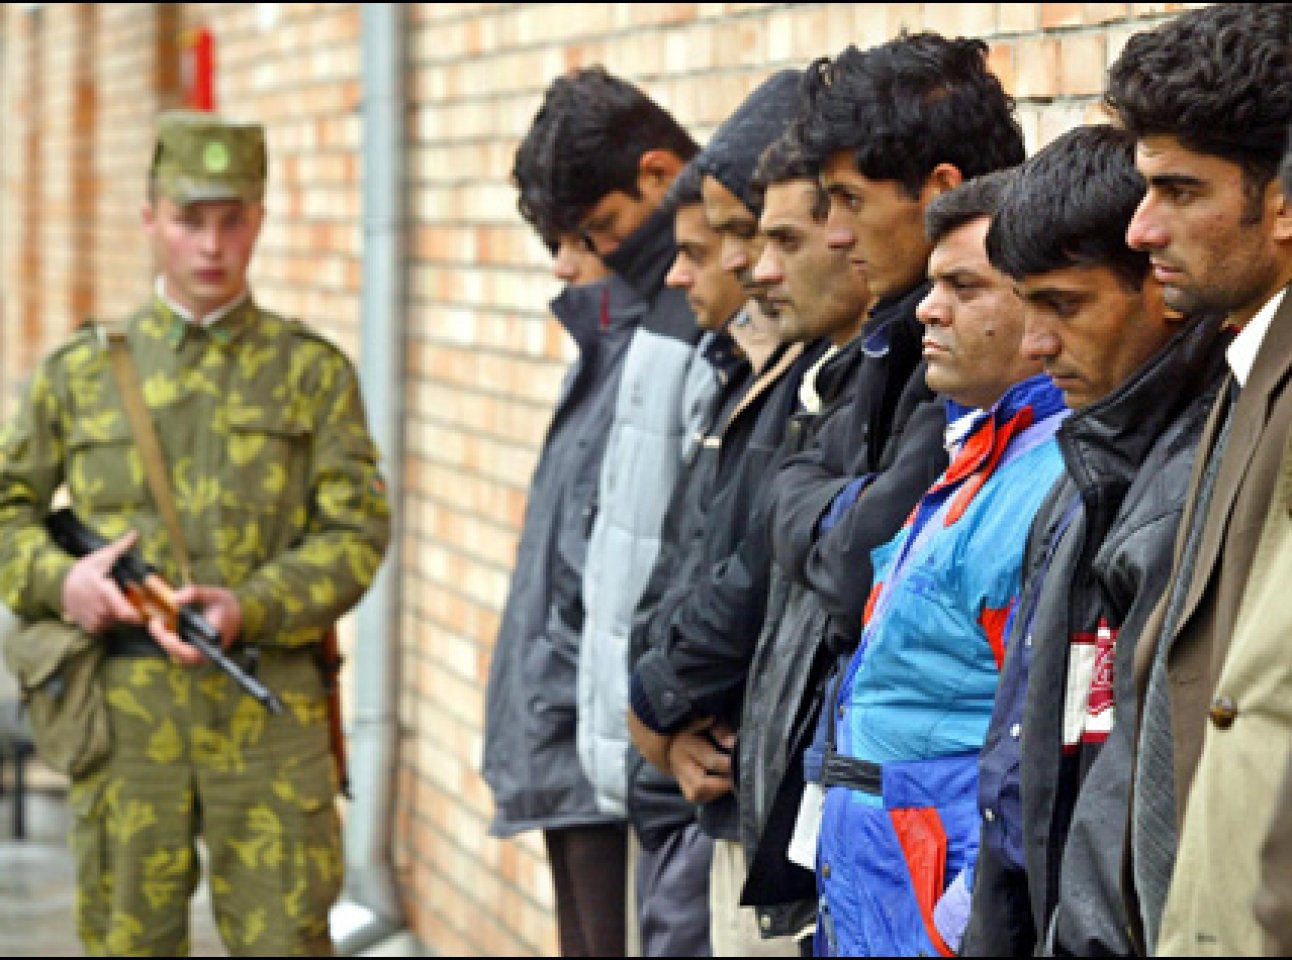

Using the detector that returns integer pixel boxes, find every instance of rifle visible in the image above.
[45,507,285,715]
[318,625,350,798]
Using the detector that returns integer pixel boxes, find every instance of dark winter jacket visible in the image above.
[766,283,947,643]
[736,284,948,936]
[627,329,750,851]
[962,313,1228,956]
[630,335,830,841]
[484,207,702,836]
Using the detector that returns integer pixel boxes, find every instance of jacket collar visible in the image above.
[861,280,932,354]
[929,373,1066,525]
[942,373,1067,474]
[149,292,259,349]
[700,327,746,386]
[604,208,677,302]
[812,329,868,407]
[1058,312,1229,496]
[549,274,645,355]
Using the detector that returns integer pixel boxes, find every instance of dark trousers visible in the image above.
[544,823,628,956]
[635,820,713,956]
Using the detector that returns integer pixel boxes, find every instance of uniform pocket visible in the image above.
[223,408,312,514]
[65,423,147,511]
[282,746,343,908]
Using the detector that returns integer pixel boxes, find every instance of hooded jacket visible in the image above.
[482,248,691,835]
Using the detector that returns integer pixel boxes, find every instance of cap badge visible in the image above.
[203,140,231,173]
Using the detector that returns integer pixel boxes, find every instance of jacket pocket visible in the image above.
[889,806,955,957]
[65,421,148,511]
[523,614,580,747]
[223,407,312,514]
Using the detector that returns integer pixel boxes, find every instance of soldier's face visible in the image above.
[143,196,264,320]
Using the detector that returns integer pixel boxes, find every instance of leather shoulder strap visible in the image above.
[105,331,194,585]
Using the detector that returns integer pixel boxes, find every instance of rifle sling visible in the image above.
[106,330,195,586]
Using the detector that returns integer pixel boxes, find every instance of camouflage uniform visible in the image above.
[0,112,390,956]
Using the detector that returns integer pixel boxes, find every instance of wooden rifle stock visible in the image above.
[45,507,285,714]
[319,626,350,798]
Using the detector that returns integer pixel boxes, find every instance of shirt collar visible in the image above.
[154,275,248,326]
[1228,286,1287,386]
[152,277,254,347]
[943,401,985,458]
[798,344,839,414]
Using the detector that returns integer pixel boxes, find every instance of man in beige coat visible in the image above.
[1102,4,1292,955]
[1250,124,1292,958]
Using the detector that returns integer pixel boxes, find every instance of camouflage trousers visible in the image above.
[69,646,342,957]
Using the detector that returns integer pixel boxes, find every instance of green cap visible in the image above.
[150,109,267,205]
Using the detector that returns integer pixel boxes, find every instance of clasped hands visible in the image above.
[627,707,736,805]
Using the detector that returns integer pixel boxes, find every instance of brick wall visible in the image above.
[0,3,1204,955]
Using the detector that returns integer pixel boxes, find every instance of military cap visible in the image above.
[150,109,267,205]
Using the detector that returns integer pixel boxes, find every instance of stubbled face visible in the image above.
[553,233,610,286]
[667,202,746,332]
[1126,134,1287,327]
[144,196,263,320]
[1017,262,1176,410]
[820,150,935,301]
[701,174,769,304]
[915,216,1039,410]
[753,179,870,346]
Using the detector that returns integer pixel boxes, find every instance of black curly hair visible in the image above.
[511,112,560,253]
[924,167,1017,248]
[795,32,1025,199]
[1105,3,1292,207]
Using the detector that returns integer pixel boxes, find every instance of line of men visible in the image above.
[482,4,1292,956]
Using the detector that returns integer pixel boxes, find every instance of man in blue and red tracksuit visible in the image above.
[812,170,1069,957]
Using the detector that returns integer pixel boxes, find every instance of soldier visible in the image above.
[0,110,391,955]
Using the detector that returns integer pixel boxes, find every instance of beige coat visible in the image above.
[1128,287,1292,955]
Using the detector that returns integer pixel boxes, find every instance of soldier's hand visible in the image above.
[148,584,243,666]
[61,530,143,634]
[174,585,242,648]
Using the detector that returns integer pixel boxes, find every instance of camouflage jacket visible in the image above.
[0,295,390,646]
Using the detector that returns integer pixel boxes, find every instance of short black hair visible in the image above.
[524,65,698,234]
[796,32,1025,199]
[923,168,1017,247]
[512,113,559,250]
[749,130,827,220]
[987,124,1148,291]
[1105,3,1292,194]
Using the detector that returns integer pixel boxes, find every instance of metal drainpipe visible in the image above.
[331,3,407,955]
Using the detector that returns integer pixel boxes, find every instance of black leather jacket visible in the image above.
[963,313,1229,956]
